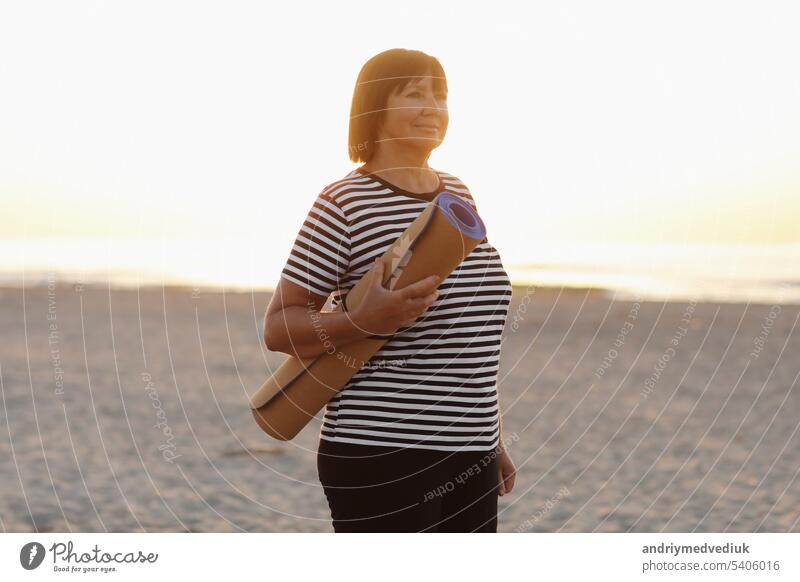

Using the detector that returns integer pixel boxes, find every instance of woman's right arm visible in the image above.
[263,277,368,359]
[264,259,440,360]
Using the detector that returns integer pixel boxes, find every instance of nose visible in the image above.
[420,95,444,117]
[426,92,443,110]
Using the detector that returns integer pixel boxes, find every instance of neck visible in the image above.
[361,146,437,192]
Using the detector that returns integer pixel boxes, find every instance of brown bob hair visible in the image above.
[348,48,448,164]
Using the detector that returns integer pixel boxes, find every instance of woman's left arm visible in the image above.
[496,411,517,496]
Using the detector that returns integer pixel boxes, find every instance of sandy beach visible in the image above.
[1,282,798,532]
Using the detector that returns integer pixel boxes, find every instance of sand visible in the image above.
[1,282,798,532]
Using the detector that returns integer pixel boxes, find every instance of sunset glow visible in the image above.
[2,1,798,302]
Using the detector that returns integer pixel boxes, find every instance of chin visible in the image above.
[410,143,440,157]
[410,134,443,149]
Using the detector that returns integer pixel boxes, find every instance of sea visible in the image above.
[0,239,797,304]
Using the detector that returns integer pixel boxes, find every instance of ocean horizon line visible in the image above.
[3,267,798,306]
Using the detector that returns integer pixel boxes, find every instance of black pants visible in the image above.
[317,438,499,532]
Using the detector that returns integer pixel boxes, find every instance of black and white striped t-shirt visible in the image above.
[280,166,512,452]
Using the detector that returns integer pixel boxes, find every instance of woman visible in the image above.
[264,48,516,532]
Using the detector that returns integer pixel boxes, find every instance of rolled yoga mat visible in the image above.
[250,190,488,440]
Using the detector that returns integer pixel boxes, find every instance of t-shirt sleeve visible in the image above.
[454,180,487,244]
[280,193,351,298]
[460,184,477,211]
[445,174,478,210]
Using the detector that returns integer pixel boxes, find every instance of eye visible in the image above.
[407,91,423,97]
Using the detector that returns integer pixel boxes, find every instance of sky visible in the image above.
[1,1,798,295]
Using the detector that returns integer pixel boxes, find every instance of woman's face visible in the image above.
[377,74,448,154]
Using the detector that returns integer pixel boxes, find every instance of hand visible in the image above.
[351,257,441,336]
[497,448,516,496]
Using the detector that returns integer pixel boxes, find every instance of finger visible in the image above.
[400,292,439,326]
[406,308,426,322]
[501,468,514,493]
[402,309,429,325]
[506,473,516,493]
[405,291,438,311]
[399,312,418,326]
[397,274,441,300]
